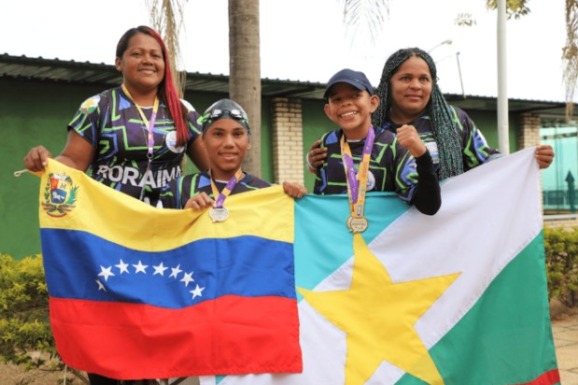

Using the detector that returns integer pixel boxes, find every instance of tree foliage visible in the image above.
[486,0,530,19]
[563,0,578,120]
[145,0,188,96]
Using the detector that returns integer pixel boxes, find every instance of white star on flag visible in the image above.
[115,259,129,274]
[153,262,168,276]
[181,272,195,287]
[190,284,205,299]
[170,264,183,278]
[96,280,106,291]
[133,260,148,274]
[98,265,115,281]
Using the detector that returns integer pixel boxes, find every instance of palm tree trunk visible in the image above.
[229,0,262,176]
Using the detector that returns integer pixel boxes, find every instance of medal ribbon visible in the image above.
[210,168,245,208]
[340,127,375,219]
[121,84,159,200]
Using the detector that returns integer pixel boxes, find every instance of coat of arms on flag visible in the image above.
[34,147,560,385]
[36,160,302,380]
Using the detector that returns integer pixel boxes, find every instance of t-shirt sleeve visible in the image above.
[181,99,203,145]
[451,106,500,171]
[67,93,103,147]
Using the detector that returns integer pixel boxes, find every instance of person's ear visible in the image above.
[323,103,331,119]
[114,57,122,72]
[369,95,380,113]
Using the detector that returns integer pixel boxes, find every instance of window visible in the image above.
[541,118,578,216]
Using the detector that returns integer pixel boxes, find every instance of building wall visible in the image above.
[0,79,273,259]
[1,77,568,258]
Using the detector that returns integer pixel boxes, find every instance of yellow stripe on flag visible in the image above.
[38,159,294,251]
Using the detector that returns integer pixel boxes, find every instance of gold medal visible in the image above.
[209,207,229,223]
[346,216,368,233]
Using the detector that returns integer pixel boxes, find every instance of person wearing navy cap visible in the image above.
[309,49,554,180]
[312,68,441,232]
[160,98,306,212]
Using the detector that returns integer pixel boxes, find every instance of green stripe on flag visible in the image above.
[396,233,558,385]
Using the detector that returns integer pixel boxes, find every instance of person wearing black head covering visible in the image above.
[160,99,306,210]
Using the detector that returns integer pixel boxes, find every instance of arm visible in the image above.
[184,192,215,211]
[282,182,307,199]
[394,124,441,215]
[411,151,441,216]
[23,130,95,172]
[187,136,210,171]
[535,144,554,169]
[306,139,327,174]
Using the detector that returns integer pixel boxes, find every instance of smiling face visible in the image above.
[115,32,165,102]
[389,56,433,124]
[323,83,380,140]
[203,118,251,181]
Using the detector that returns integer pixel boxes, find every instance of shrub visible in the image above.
[0,253,53,368]
[0,254,85,383]
[544,227,578,307]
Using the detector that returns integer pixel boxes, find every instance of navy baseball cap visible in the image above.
[324,68,374,98]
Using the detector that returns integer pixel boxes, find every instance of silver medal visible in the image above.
[209,207,230,222]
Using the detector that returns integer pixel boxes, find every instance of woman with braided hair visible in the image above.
[308,47,554,179]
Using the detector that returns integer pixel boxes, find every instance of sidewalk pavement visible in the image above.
[552,313,578,385]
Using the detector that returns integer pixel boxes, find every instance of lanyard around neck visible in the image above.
[121,84,159,159]
[121,84,160,201]
[340,127,375,225]
[210,168,245,208]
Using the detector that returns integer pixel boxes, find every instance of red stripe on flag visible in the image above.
[49,295,302,379]
[514,369,561,385]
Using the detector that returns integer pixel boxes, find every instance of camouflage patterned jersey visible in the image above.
[68,86,202,207]
[160,170,271,209]
[380,105,500,176]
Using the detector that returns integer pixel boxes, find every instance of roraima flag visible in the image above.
[200,147,560,385]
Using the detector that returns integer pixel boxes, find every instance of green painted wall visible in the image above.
[302,98,335,191]
[0,77,518,259]
[0,80,273,259]
[465,109,519,153]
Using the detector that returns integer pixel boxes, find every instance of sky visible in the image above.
[0,0,571,102]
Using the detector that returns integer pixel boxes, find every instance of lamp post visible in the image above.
[428,40,466,100]
[456,51,466,99]
[428,39,453,53]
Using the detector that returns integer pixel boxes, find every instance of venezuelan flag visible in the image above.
[37,160,302,380]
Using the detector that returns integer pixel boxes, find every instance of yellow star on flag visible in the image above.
[298,233,460,385]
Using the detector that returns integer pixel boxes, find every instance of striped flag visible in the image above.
[37,160,302,380]
[201,147,560,385]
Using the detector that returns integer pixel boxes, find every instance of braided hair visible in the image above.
[372,47,464,179]
[116,26,190,147]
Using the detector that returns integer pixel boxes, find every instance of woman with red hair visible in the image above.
[23,25,208,208]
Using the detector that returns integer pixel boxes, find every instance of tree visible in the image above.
[229,0,262,176]
[563,0,578,120]
[146,0,188,96]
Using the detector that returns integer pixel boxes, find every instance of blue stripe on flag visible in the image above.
[41,229,295,309]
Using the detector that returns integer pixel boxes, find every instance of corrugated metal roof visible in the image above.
[0,53,572,115]
[0,53,327,100]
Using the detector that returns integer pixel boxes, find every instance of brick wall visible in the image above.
[270,97,305,185]
[518,112,541,148]
[518,113,577,228]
